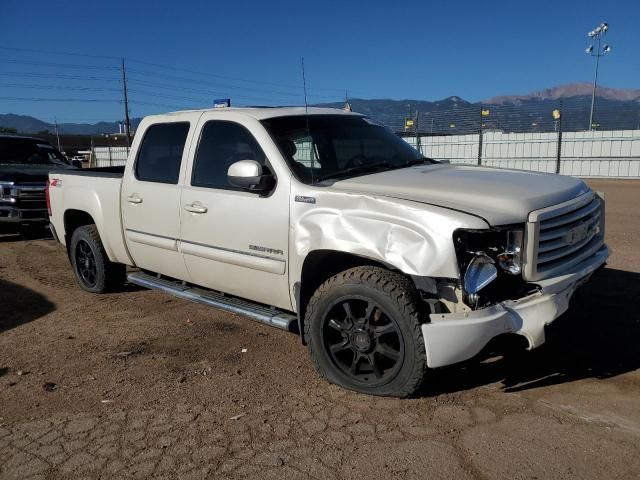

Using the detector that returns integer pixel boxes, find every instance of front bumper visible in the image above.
[422,244,609,368]
[0,205,49,223]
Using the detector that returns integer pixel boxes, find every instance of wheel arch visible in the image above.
[296,249,401,344]
[63,210,96,254]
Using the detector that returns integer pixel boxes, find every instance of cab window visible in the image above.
[191,121,267,189]
[135,122,190,184]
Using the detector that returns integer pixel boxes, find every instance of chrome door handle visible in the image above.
[184,203,208,214]
[127,195,143,204]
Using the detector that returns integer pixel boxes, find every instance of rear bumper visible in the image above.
[422,244,609,368]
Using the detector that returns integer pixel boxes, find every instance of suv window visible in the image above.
[135,122,190,184]
[192,121,267,189]
[0,138,68,166]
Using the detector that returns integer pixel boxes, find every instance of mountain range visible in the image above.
[1,83,639,136]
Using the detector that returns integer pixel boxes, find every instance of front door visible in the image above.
[179,116,291,309]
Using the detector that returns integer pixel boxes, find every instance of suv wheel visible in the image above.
[305,266,428,397]
[69,225,125,293]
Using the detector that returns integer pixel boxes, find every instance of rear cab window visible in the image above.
[135,122,190,184]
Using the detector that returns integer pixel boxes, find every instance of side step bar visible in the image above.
[127,271,297,332]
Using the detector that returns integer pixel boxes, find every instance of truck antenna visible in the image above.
[301,57,316,180]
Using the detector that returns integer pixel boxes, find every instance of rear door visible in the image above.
[179,113,292,309]
[121,115,198,279]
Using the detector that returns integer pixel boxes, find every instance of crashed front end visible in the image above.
[422,190,608,368]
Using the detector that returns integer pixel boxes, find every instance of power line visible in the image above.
[0,96,121,103]
[0,57,338,100]
[0,58,119,71]
[0,82,121,92]
[127,84,340,104]
[126,69,337,99]
[0,71,121,82]
[0,45,121,61]
[129,99,189,110]
[125,57,348,93]
[0,45,351,94]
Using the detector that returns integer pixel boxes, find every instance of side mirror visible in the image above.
[71,159,83,168]
[227,160,274,192]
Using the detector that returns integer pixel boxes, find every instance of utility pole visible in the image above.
[54,118,61,152]
[121,59,132,147]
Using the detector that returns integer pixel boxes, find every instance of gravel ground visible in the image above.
[0,179,639,480]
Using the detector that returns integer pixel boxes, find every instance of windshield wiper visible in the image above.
[404,157,436,167]
[314,162,391,183]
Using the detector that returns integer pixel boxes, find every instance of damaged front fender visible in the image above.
[288,187,488,305]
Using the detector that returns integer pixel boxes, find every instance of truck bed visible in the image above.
[50,165,125,178]
[48,168,132,265]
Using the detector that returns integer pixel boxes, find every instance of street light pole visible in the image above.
[585,23,611,131]
[588,35,601,131]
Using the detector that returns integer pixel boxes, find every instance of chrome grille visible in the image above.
[14,183,47,209]
[524,192,605,281]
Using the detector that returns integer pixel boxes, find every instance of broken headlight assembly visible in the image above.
[453,227,532,308]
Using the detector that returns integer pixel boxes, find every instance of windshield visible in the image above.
[0,138,68,166]
[261,115,435,184]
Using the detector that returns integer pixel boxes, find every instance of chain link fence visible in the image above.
[390,100,640,178]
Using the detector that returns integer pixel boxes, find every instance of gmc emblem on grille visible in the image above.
[564,224,589,245]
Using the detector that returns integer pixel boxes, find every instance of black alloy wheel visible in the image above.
[322,296,404,386]
[69,224,125,293]
[305,266,428,397]
[75,239,98,288]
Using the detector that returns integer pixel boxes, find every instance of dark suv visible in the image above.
[0,135,77,232]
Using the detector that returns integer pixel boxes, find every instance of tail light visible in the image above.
[45,179,52,216]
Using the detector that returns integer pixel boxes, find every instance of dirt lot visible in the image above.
[1,179,639,480]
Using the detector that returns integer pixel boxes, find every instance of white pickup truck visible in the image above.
[47,107,608,397]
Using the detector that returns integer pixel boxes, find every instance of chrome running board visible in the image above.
[127,271,297,332]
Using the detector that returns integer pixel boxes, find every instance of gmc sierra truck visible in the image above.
[48,107,608,397]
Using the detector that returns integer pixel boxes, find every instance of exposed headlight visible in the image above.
[463,253,498,294]
[454,227,524,277]
[454,227,529,308]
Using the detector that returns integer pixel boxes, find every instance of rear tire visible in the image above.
[69,225,125,293]
[305,266,428,397]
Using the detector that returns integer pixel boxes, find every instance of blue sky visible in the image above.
[0,0,638,123]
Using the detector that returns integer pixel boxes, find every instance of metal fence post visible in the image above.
[556,103,563,174]
[108,145,112,167]
[477,107,483,166]
[414,111,421,154]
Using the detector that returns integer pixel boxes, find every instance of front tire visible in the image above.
[305,266,428,397]
[69,225,125,293]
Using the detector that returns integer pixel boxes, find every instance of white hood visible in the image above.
[330,164,590,225]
